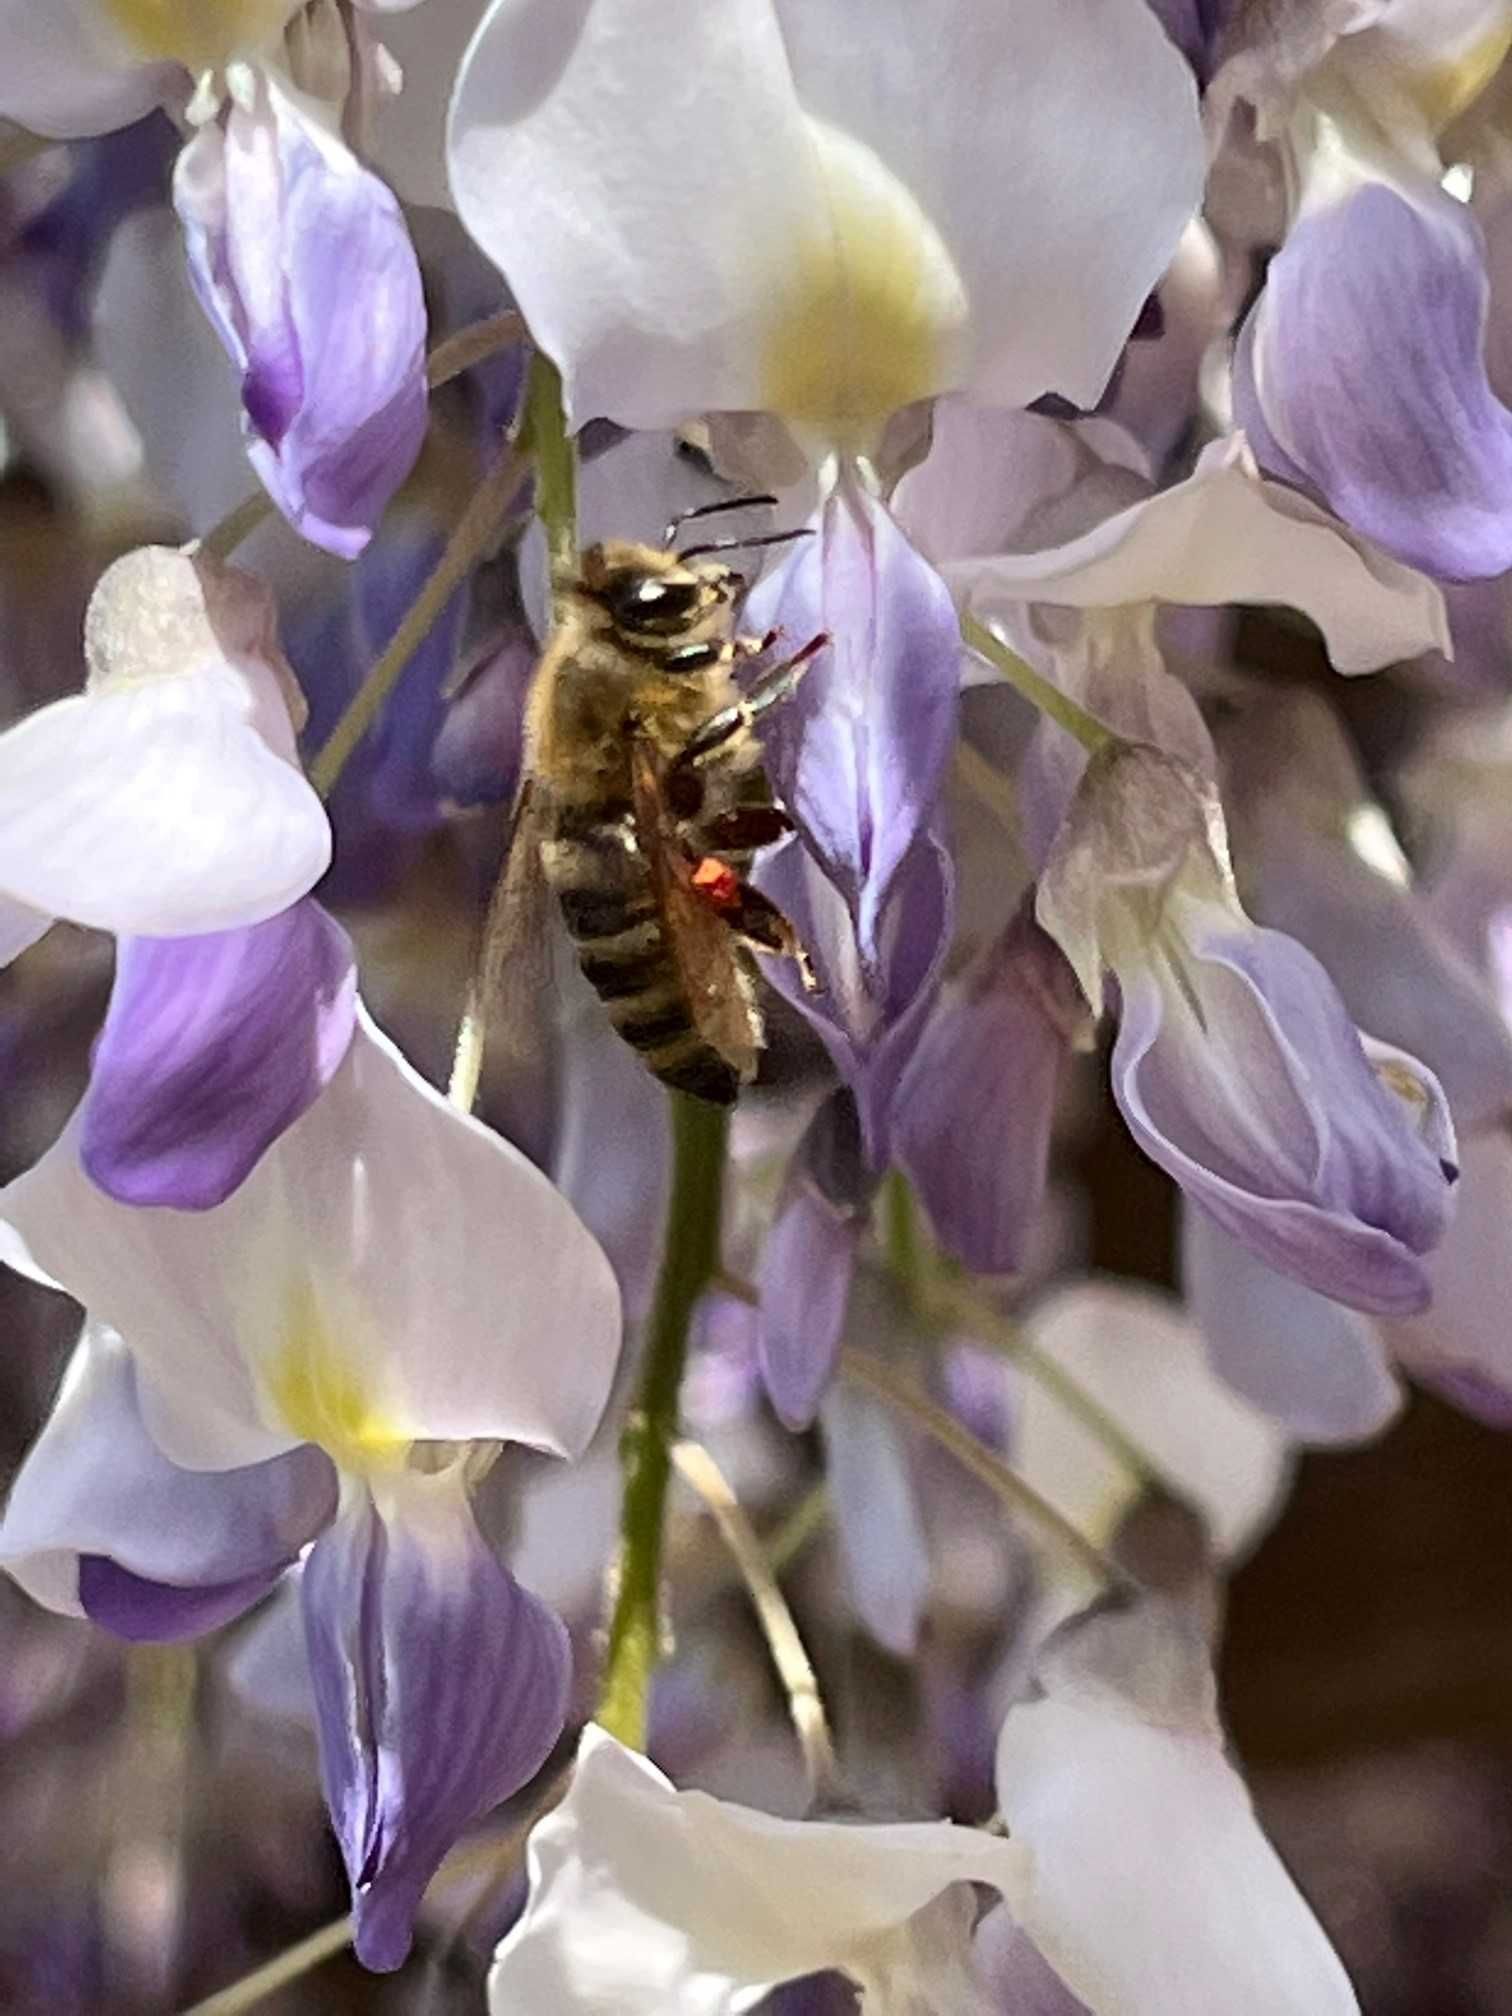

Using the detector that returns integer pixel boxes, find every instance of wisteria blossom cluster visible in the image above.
[4,0,1512,2008]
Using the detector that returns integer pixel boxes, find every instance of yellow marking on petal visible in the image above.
[102,0,294,69]
[761,121,966,454]
[1401,19,1512,131]
[1377,1057,1430,1116]
[266,1284,409,1478]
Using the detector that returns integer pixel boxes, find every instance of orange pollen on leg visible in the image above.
[691,858,742,912]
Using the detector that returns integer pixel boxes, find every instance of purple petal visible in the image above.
[1236,181,1512,581]
[80,898,358,1210]
[1144,0,1235,83]
[432,628,535,810]
[1219,692,1512,1132]
[757,1093,872,1430]
[973,1906,1092,2015]
[0,1322,337,1624]
[896,903,1085,1274]
[1112,914,1457,1312]
[175,71,427,558]
[302,1475,570,1971]
[78,1558,285,1643]
[759,832,954,1165]
[1182,1209,1402,1446]
[745,473,961,970]
[821,1375,930,1658]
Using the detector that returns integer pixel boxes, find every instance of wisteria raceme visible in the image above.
[3,0,1512,2009]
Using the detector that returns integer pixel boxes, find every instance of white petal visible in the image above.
[450,0,823,431]
[941,435,1449,673]
[0,1,176,138]
[0,672,328,935]
[766,0,1204,413]
[0,549,326,936]
[449,0,1201,432]
[996,1610,1359,2016]
[0,1007,623,1472]
[1014,1279,1292,1560]
[489,1726,1027,2014]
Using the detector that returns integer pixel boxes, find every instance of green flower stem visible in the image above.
[521,350,578,586]
[598,1095,730,1750]
[963,612,1111,756]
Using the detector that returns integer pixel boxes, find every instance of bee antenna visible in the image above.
[678,528,813,562]
[662,494,779,546]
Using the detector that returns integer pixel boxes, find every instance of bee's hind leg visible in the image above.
[689,861,820,993]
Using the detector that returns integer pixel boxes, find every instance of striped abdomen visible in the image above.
[542,801,740,1105]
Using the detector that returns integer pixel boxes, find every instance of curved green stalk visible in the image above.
[598,1094,729,1749]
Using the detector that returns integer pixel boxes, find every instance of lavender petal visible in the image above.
[1237,182,1512,581]
[746,473,961,971]
[175,70,427,559]
[302,1474,570,1971]
[80,899,358,1210]
[896,904,1085,1275]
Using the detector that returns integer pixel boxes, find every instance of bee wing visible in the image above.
[629,735,762,1083]
[468,775,560,1073]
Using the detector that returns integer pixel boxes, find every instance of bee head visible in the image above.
[578,541,741,643]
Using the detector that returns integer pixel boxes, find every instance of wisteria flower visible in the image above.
[450,0,1204,1036]
[175,57,429,557]
[0,1007,622,1967]
[1222,4,1512,578]
[0,0,296,138]
[488,1600,1357,2015]
[0,546,330,967]
[1038,741,1458,1312]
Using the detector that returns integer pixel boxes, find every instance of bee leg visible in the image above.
[688,859,819,993]
[729,884,820,993]
[674,631,830,774]
[697,804,794,852]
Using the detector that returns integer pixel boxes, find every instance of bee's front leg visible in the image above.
[675,631,830,779]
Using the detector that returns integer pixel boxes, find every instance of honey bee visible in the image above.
[489,499,826,1106]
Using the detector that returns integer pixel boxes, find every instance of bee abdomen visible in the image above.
[589,939,740,1106]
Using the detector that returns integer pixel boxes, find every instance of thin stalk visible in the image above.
[598,1096,729,1750]
[427,309,527,390]
[839,1347,1132,1592]
[764,1480,829,1574]
[309,437,528,798]
[673,1441,838,1801]
[963,613,1111,756]
[880,1168,924,1290]
[0,120,51,175]
[178,1916,353,2016]
[521,351,577,584]
[923,1276,1165,1491]
[198,492,274,564]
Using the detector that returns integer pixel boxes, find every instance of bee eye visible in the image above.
[605,572,702,633]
